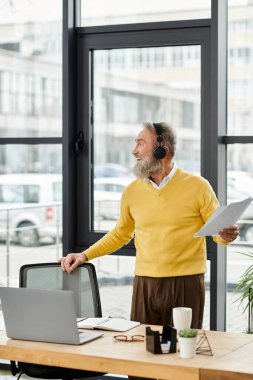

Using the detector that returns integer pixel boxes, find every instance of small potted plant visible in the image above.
[178,328,198,358]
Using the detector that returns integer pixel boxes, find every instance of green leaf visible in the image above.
[234,250,253,315]
[178,328,198,338]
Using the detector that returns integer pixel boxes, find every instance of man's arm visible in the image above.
[59,187,135,273]
[59,223,134,273]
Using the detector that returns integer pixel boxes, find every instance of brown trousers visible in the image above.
[130,274,205,328]
[129,274,205,380]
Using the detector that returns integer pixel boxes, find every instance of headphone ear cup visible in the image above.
[153,146,167,159]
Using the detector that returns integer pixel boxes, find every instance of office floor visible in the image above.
[0,368,23,380]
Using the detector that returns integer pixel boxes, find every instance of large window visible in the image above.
[0,0,251,335]
[225,1,253,332]
[76,10,215,326]
[0,0,62,287]
[92,46,201,232]
[76,1,253,331]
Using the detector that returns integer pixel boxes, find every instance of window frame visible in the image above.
[63,0,248,331]
[75,20,211,254]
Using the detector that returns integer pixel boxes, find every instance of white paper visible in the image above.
[194,197,253,237]
[77,317,110,329]
[161,341,171,353]
[77,317,140,332]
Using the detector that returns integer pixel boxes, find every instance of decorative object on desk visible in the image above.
[146,325,177,354]
[196,331,213,356]
[178,328,198,358]
[172,307,192,331]
[113,334,144,342]
[235,250,253,334]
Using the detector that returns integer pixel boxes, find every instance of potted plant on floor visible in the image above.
[178,328,198,358]
[236,250,253,334]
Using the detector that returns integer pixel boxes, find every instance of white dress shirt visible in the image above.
[145,162,178,190]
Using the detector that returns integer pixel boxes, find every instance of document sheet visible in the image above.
[77,317,140,332]
[194,197,253,237]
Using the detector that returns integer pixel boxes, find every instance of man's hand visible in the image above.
[218,224,239,243]
[58,253,87,273]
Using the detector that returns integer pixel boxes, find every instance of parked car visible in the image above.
[0,174,62,246]
[93,172,253,238]
[94,177,133,220]
[94,163,133,178]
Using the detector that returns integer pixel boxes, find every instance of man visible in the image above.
[60,122,238,328]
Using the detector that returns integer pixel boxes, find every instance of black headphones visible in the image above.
[153,123,167,159]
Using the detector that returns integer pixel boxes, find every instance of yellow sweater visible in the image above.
[84,168,227,277]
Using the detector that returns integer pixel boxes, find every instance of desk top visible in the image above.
[0,325,252,380]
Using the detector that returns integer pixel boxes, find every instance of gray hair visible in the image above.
[144,122,177,157]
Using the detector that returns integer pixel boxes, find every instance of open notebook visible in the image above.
[77,317,140,332]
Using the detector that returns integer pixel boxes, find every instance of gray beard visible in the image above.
[133,155,162,179]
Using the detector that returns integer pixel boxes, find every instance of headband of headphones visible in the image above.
[153,123,163,143]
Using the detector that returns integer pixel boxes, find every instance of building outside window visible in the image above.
[79,0,253,332]
[0,0,62,288]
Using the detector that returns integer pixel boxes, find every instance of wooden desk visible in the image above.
[0,326,252,380]
[200,337,253,380]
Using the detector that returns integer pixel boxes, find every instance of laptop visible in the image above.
[0,287,103,345]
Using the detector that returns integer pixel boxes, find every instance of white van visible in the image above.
[0,174,62,246]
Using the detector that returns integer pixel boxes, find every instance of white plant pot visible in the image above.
[178,336,197,358]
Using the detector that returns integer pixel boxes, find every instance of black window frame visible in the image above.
[63,0,253,331]
[75,20,211,253]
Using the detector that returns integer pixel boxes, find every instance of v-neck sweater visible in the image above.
[84,168,227,277]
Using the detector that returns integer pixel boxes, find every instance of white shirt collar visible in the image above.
[145,162,178,190]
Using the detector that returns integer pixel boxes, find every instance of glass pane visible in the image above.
[92,46,201,232]
[227,1,253,135]
[0,145,62,287]
[203,260,211,330]
[226,145,253,332]
[0,0,62,137]
[227,145,253,242]
[81,0,211,27]
[92,256,135,318]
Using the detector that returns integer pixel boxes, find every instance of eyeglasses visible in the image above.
[113,334,145,342]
